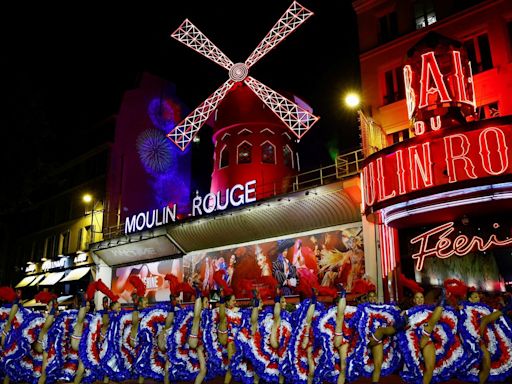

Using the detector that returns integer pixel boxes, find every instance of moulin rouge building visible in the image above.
[353,0,512,299]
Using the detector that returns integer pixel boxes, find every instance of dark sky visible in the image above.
[3,1,360,206]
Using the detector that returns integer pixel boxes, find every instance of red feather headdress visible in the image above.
[0,287,17,303]
[165,274,179,295]
[399,273,424,294]
[352,278,376,295]
[35,291,58,304]
[444,278,468,300]
[86,281,98,301]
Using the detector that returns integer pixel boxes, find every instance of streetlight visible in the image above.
[82,194,100,245]
[343,92,384,157]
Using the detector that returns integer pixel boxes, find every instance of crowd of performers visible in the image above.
[1,272,512,384]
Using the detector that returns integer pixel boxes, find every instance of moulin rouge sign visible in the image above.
[362,34,511,213]
[124,180,257,234]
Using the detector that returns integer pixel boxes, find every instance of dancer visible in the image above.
[333,285,349,384]
[449,278,512,384]
[71,282,98,384]
[0,287,19,349]
[271,289,288,384]
[33,291,58,384]
[213,269,241,384]
[301,289,319,384]
[354,286,401,384]
[188,283,207,384]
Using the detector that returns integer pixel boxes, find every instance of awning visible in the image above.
[60,267,90,282]
[29,274,46,286]
[38,271,65,286]
[15,275,36,288]
[22,299,45,307]
[57,295,73,303]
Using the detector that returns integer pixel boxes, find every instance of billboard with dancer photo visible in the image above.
[182,223,365,299]
[112,258,183,304]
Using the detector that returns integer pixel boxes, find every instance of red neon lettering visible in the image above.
[478,127,509,175]
[414,121,426,135]
[430,116,441,131]
[452,51,471,104]
[443,134,477,183]
[403,65,416,119]
[408,143,433,190]
[419,52,451,109]
[395,149,407,195]
[411,222,512,271]
[376,157,396,201]
[362,164,376,206]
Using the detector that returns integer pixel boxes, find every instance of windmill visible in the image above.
[167,1,319,152]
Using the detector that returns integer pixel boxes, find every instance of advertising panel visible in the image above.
[183,224,365,298]
[112,258,183,304]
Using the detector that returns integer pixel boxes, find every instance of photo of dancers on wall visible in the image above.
[183,224,365,299]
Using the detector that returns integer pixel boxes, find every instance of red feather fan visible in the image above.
[399,273,424,294]
[128,275,146,298]
[86,281,98,301]
[165,274,179,295]
[0,287,17,303]
[176,282,196,296]
[96,279,120,303]
[213,270,233,296]
[35,291,58,304]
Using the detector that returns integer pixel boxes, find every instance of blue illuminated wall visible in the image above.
[106,73,192,229]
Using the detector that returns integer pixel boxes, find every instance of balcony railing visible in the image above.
[102,148,364,240]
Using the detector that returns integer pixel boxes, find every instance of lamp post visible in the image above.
[343,92,385,158]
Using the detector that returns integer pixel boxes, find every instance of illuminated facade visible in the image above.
[353,0,512,297]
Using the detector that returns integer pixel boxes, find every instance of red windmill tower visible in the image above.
[167,2,319,203]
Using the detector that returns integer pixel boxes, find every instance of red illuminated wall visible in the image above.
[210,85,297,200]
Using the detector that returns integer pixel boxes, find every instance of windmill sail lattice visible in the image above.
[167,1,319,151]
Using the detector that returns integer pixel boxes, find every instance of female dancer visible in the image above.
[33,291,58,384]
[333,285,349,384]
[187,284,208,384]
[0,287,19,349]
[456,284,512,384]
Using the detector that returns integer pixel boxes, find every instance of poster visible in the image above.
[112,258,182,304]
[182,224,365,298]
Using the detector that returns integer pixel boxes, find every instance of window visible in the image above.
[414,0,436,30]
[463,33,493,74]
[237,142,252,164]
[59,231,70,255]
[261,141,276,164]
[379,11,398,43]
[383,67,405,104]
[219,146,229,168]
[45,235,59,259]
[283,145,294,168]
[477,102,499,120]
[390,129,410,144]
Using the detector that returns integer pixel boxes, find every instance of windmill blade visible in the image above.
[244,2,313,69]
[171,19,234,71]
[244,76,319,139]
[167,79,235,151]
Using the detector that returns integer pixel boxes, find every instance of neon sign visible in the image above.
[362,124,511,212]
[403,45,476,133]
[124,180,257,234]
[410,221,512,271]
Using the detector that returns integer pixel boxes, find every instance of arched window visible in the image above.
[261,141,276,164]
[283,145,294,168]
[237,141,252,164]
[219,146,229,168]
[238,128,253,136]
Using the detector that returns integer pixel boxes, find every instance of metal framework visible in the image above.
[167,1,319,151]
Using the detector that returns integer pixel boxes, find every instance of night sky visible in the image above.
[3,1,360,210]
